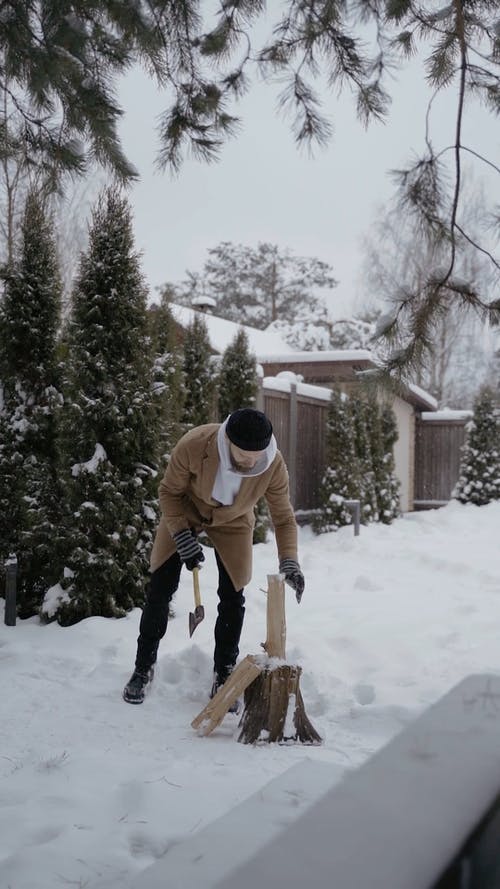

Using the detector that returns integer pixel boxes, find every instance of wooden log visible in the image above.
[262,573,286,658]
[191,655,263,736]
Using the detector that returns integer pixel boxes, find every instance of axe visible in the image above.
[189,567,205,637]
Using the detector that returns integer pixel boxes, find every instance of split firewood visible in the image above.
[191,655,262,736]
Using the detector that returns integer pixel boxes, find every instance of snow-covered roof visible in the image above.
[421,410,473,421]
[162,307,439,411]
[407,384,438,411]
[168,303,296,357]
[258,351,437,411]
[191,295,217,309]
[257,349,375,364]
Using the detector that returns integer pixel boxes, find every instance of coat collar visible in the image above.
[200,428,221,504]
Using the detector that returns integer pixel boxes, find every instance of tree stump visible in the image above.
[237,575,321,745]
[238,662,321,744]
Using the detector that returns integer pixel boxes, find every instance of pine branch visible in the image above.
[277,72,333,147]
[436,0,467,289]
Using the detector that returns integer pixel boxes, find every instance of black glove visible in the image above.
[173,529,205,571]
[279,558,305,604]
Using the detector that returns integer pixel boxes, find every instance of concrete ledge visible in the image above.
[124,758,345,889]
[215,675,500,889]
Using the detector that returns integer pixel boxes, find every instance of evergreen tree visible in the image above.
[181,315,216,429]
[313,388,360,534]
[377,404,400,524]
[215,326,268,541]
[253,497,271,545]
[454,388,500,505]
[1,2,225,182]
[41,187,160,625]
[363,399,385,525]
[0,191,63,616]
[350,397,378,524]
[147,297,185,462]
[218,328,258,419]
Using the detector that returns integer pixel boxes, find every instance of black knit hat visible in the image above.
[226,409,273,452]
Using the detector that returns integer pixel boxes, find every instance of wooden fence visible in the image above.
[414,416,470,508]
[258,384,471,514]
[257,382,329,512]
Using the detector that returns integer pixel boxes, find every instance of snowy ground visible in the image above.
[1,500,500,888]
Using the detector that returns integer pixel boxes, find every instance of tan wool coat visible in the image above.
[150,423,298,590]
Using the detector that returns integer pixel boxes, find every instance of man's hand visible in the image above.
[279,558,305,604]
[173,529,205,571]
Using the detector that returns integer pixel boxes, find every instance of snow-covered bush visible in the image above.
[376,404,400,523]
[350,397,378,523]
[0,191,64,616]
[454,388,500,505]
[253,496,271,544]
[313,389,400,534]
[313,388,361,533]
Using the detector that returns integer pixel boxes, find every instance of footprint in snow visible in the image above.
[353,682,376,706]
[128,830,181,860]
[353,576,382,592]
[27,824,64,846]
[160,659,183,685]
[100,643,118,661]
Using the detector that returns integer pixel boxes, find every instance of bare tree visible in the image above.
[362,178,496,406]
[0,83,32,265]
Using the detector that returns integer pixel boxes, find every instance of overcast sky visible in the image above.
[116,45,496,321]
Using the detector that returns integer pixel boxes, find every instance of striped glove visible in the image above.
[173,529,205,571]
[279,558,305,604]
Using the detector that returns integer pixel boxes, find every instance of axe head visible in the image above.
[189,604,205,637]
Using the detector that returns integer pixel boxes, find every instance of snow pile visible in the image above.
[263,372,332,401]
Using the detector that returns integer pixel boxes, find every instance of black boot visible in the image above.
[210,667,240,715]
[123,667,155,704]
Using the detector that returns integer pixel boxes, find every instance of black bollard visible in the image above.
[4,555,17,626]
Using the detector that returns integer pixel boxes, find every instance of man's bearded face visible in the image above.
[229,443,265,471]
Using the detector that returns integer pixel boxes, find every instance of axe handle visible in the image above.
[193,567,202,608]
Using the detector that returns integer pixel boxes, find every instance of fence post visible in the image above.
[344,500,361,536]
[289,382,298,506]
[255,376,264,412]
[4,554,17,626]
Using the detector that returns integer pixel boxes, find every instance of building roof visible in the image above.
[258,350,376,382]
[258,351,438,411]
[420,409,472,421]
[405,384,439,411]
[168,303,295,357]
[164,306,438,412]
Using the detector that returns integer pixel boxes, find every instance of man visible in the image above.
[123,408,304,705]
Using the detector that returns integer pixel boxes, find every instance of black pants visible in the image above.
[135,550,246,678]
